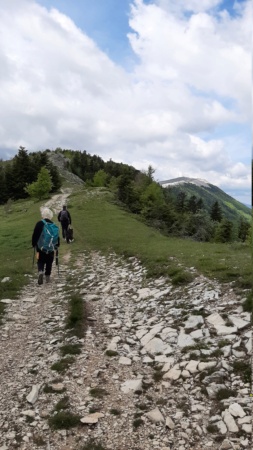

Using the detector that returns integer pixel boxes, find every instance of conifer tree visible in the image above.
[210,200,222,222]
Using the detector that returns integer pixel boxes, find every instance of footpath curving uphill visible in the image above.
[0,246,251,450]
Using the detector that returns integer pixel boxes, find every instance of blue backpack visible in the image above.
[37,220,59,253]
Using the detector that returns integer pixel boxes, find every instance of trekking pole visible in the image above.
[32,247,35,268]
[56,249,60,276]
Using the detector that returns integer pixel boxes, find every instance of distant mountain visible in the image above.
[160,177,251,222]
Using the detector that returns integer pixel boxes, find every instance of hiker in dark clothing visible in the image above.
[32,207,60,285]
[58,205,71,242]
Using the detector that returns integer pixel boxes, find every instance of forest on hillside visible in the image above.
[0,147,251,244]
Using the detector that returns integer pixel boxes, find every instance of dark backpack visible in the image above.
[37,220,59,253]
[60,210,69,222]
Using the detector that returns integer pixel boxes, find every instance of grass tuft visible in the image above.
[81,439,107,450]
[51,356,75,373]
[66,294,86,338]
[89,387,108,398]
[105,350,118,357]
[60,343,82,356]
[133,418,144,429]
[216,388,237,400]
[232,360,251,384]
[109,408,121,416]
[54,396,70,411]
[48,411,81,429]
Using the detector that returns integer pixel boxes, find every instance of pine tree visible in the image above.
[0,163,7,204]
[176,191,187,212]
[210,200,222,222]
[11,147,35,199]
[215,219,233,242]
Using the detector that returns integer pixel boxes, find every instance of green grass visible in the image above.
[0,199,42,299]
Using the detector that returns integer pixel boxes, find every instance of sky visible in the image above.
[0,0,251,205]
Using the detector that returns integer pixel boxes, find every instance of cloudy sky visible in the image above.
[0,0,251,204]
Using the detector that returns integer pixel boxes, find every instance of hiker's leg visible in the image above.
[45,252,54,277]
[63,223,68,240]
[37,251,46,285]
[37,251,45,273]
[61,224,65,239]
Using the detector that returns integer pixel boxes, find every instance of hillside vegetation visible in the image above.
[1,148,251,245]
[163,180,251,222]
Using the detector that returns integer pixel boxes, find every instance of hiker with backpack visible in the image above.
[58,205,72,242]
[32,207,60,285]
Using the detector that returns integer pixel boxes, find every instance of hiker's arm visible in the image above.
[68,212,71,224]
[32,221,43,247]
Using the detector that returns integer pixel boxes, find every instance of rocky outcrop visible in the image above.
[48,151,84,185]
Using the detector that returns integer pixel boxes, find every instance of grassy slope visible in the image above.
[0,187,251,320]
[68,188,251,288]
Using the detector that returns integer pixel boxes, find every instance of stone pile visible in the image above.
[0,250,251,450]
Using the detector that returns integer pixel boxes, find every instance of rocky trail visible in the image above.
[0,194,251,450]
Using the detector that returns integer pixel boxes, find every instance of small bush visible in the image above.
[156,398,167,406]
[242,290,252,313]
[218,340,230,348]
[48,411,81,429]
[54,396,70,411]
[105,350,118,357]
[43,384,54,394]
[60,343,82,356]
[216,388,236,400]
[171,271,194,285]
[89,388,108,398]
[109,408,121,416]
[81,439,107,450]
[153,371,163,382]
[133,418,144,429]
[206,423,218,433]
[233,360,251,383]
[210,349,223,357]
[51,357,75,373]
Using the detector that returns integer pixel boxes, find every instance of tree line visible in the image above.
[0,147,250,243]
[0,147,62,203]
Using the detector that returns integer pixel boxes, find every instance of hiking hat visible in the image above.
[41,207,53,220]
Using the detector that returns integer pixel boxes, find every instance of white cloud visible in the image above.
[0,0,251,204]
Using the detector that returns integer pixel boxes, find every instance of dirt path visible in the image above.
[0,193,251,450]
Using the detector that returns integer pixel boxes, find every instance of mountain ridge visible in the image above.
[159,176,251,222]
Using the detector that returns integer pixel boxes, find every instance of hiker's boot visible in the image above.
[38,271,43,285]
[45,275,50,283]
